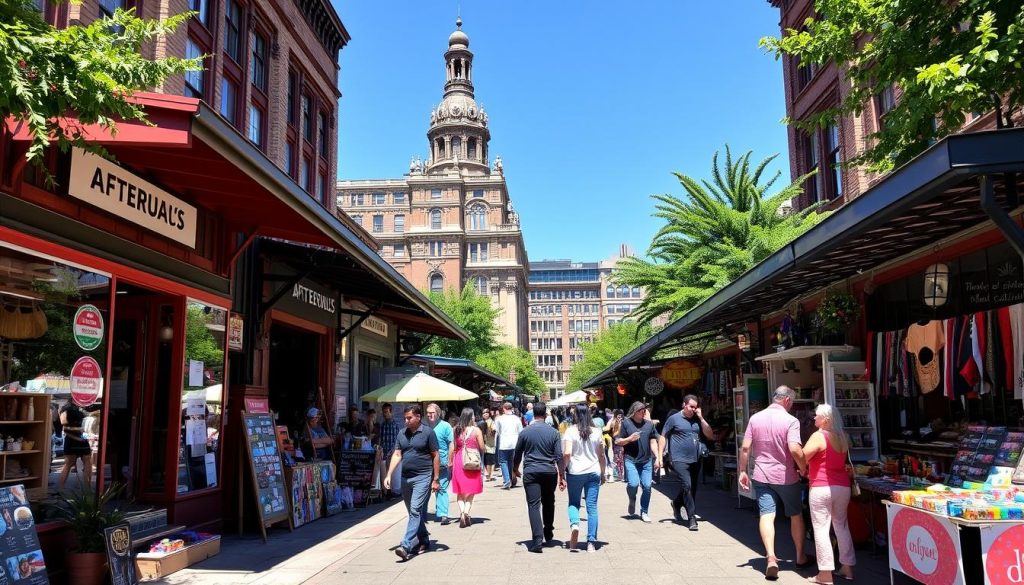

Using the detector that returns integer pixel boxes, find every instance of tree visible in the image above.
[184,304,223,387]
[760,0,1024,173]
[613,147,823,327]
[420,283,500,360]
[1,2,197,169]
[565,321,653,392]
[477,345,546,397]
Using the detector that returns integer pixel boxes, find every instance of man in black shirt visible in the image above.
[384,405,440,560]
[660,394,715,530]
[615,401,661,523]
[513,402,565,552]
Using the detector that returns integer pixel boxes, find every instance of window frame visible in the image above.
[393,214,405,233]
[430,208,442,230]
[372,214,384,233]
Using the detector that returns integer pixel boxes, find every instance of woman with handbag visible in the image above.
[450,407,485,527]
[803,404,856,584]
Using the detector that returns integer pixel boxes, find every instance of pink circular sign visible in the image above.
[70,356,103,407]
[986,524,1024,585]
[891,508,960,585]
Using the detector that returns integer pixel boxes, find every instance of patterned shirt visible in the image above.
[379,416,401,456]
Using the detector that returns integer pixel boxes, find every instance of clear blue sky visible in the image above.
[332,0,790,262]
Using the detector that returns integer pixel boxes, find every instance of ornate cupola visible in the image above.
[426,17,491,176]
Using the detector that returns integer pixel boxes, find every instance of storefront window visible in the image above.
[0,243,110,503]
[177,301,226,493]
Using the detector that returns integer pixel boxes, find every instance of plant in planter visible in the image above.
[813,292,860,343]
[51,483,125,585]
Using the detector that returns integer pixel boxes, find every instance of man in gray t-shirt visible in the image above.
[614,401,661,522]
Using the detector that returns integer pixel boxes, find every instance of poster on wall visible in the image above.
[0,485,48,585]
[982,523,1024,585]
[886,503,964,585]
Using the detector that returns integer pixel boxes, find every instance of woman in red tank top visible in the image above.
[803,404,856,584]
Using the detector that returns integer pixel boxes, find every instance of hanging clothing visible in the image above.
[905,321,944,394]
[997,307,1015,392]
[943,318,956,399]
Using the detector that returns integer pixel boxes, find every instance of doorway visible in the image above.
[268,322,320,432]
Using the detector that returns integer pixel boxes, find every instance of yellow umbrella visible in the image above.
[361,372,478,403]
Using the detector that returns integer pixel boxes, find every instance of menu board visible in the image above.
[103,524,137,585]
[0,485,48,585]
[336,450,377,507]
[241,413,289,532]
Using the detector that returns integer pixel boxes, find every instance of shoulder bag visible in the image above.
[461,429,482,471]
[847,448,861,497]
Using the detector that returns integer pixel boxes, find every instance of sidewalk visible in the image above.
[158,472,890,585]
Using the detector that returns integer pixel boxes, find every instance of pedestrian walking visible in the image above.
[562,403,605,552]
[804,404,856,584]
[738,385,810,580]
[603,410,625,481]
[383,405,440,561]
[513,402,565,553]
[425,403,455,525]
[451,407,485,527]
[523,401,535,424]
[378,403,402,497]
[495,402,523,489]
[478,409,498,481]
[660,395,715,530]
[615,401,661,522]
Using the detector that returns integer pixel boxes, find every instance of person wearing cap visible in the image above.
[303,407,333,461]
[614,401,661,523]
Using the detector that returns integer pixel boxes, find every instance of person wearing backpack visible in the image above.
[450,407,485,527]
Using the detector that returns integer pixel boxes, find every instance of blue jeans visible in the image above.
[434,466,451,520]
[498,449,515,487]
[401,474,431,551]
[566,472,601,542]
[624,458,652,513]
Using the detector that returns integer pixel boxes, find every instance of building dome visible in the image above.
[448,17,469,47]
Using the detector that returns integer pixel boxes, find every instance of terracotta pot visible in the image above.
[67,551,107,585]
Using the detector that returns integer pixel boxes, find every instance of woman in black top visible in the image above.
[58,402,93,490]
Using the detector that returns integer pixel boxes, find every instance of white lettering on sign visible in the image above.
[1009,549,1023,583]
[360,316,388,337]
[68,149,198,248]
[292,283,336,314]
[906,526,940,575]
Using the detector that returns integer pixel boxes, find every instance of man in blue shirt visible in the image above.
[384,405,439,560]
[426,403,455,525]
[660,394,715,530]
[523,402,535,425]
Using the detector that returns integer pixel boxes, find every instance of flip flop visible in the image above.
[765,560,780,580]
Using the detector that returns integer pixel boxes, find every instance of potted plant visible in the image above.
[813,292,860,344]
[51,483,125,585]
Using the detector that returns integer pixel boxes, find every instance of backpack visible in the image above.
[461,429,481,471]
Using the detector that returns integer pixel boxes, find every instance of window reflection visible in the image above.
[177,301,226,493]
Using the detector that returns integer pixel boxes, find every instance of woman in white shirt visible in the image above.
[562,403,606,552]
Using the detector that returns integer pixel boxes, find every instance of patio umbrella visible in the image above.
[547,390,590,407]
[361,372,478,403]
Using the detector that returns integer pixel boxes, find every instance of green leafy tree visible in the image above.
[420,283,500,360]
[477,345,546,397]
[184,304,223,387]
[565,321,653,392]
[760,0,1024,173]
[1,1,199,169]
[614,147,823,327]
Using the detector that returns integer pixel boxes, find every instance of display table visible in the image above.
[885,501,1024,585]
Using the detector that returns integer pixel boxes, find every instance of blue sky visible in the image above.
[333,1,790,262]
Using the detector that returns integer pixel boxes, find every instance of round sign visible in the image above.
[644,377,665,396]
[73,304,104,351]
[890,508,960,584]
[70,356,103,407]
[659,359,704,390]
[985,524,1024,585]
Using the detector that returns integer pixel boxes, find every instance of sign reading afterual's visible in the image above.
[68,149,197,249]
[73,304,104,351]
[70,356,103,407]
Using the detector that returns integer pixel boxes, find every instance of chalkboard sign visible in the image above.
[337,450,376,489]
[0,484,48,585]
[104,524,137,585]
[242,412,290,539]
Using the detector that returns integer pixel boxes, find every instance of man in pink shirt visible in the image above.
[738,385,809,580]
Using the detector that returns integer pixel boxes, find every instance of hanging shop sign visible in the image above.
[70,356,103,407]
[360,316,389,337]
[68,149,198,249]
[227,313,244,352]
[273,278,337,327]
[886,504,964,585]
[659,359,704,390]
[982,523,1024,585]
[73,304,104,351]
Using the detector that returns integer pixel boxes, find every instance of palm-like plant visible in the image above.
[615,147,824,328]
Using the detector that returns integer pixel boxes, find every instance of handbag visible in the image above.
[847,450,861,497]
[461,429,481,471]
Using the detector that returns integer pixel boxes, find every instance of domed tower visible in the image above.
[426,17,490,176]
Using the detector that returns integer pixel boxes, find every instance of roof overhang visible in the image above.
[409,354,523,394]
[583,127,1024,388]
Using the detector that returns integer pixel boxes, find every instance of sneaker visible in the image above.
[627,498,636,517]
[640,512,651,523]
[586,541,597,552]
[395,546,410,561]
[569,524,579,550]
[440,517,452,526]
[688,519,698,531]
[671,502,684,523]
[527,541,543,553]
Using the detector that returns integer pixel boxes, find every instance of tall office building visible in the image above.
[528,246,645,398]
[337,18,529,348]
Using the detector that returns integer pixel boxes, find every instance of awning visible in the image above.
[583,127,1024,388]
[409,354,523,395]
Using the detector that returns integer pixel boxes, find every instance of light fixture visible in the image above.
[923,263,950,307]
[158,308,174,343]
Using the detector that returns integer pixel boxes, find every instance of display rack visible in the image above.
[0,392,52,494]
[733,374,768,504]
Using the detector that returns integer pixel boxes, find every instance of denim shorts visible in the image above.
[753,481,802,517]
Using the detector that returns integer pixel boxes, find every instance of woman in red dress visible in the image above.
[450,407,485,527]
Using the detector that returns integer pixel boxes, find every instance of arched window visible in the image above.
[474,276,488,295]
[451,137,462,158]
[430,208,442,229]
[430,274,444,294]
[468,204,487,230]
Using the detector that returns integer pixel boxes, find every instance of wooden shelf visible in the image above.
[0,421,43,425]
[0,450,41,456]
[0,476,39,484]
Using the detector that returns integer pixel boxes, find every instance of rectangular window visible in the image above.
[394,215,405,233]
[826,124,842,199]
[806,131,821,202]
[372,215,383,233]
[373,192,386,205]
[472,189,484,198]
[224,0,242,63]
[393,244,405,258]
[468,243,488,262]
[632,287,641,298]
[877,84,896,128]
[247,104,263,146]
[251,30,268,92]
[317,173,328,204]
[99,0,124,18]
[189,0,210,27]
[287,70,298,126]
[429,241,443,256]
[351,193,364,206]
[184,38,205,98]
[302,95,313,142]
[220,77,238,125]
[300,157,311,192]
[431,188,442,199]
[284,141,295,175]
[393,191,406,204]
[318,111,329,158]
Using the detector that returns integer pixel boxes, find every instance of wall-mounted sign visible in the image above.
[71,356,103,406]
[272,278,337,327]
[227,313,244,352]
[360,316,389,337]
[659,359,704,390]
[68,149,198,248]
[73,304,104,351]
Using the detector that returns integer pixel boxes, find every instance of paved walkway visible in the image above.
[157,472,890,585]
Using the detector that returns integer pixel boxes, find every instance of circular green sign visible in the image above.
[73,304,104,351]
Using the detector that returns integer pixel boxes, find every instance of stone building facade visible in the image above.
[337,19,530,349]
